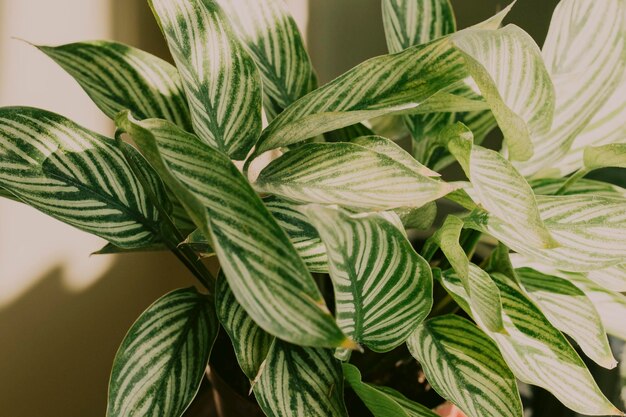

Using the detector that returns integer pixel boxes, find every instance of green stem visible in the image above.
[460,229,482,260]
[555,168,590,195]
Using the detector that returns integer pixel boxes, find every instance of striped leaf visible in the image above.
[407,315,523,417]
[254,340,349,417]
[0,107,163,249]
[442,123,557,249]
[215,272,272,380]
[516,267,616,369]
[302,205,433,357]
[514,0,626,177]
[117,113,351,348]
[424,215,503,331]
[440,271,620,415]
[107,287,218,417]
[343,363,439,417]
[256,142,457,211]
[264,196,328,273]
[149,0,262,159]
[530,177,626,197]
[215,0,317,119]
[469,194,626,271]
[38,41,191,129]
[451,25,556,162]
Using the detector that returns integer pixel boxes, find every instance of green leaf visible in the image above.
[256,141,457,211]
[264,196,328,273]
[117,113,351,348]
[470,194,626,271]
[441,123,557,249]
[180,229,214,258]
[148,0,262,159]
[92,242,167,255]
[215,272,272,380]
[382,0,456,54]
[343,363,439,417]
[440,271,620,415]
[514,0,626,177]
[530,177,626,197]
[407,315,523,417]
[394,202,437,230]
[254,340,349,417]
[107,287,218,417]
[302,205,432,357]
[516,267,616,369]
[38,41,192,129]
[215,0,317,119]
[584,144,626,170]
[0,107,163,249]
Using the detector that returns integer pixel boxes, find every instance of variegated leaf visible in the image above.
[107,287,218,417]
[0,107,164,249]
[216,0,317,119]
[440,271,620,415]
[117,113,351,348]
[302,205,432,357]
[149,0,262,159]
[181,229,214,258]
[394,202,437,230]
[516,267,616,369]
[407,315,523,417]
[514,0,626,177]
[343,363,439,417]
[38,41,192,129]
[256,142,457,211]
[584,144,626,170]
[530,177,626,197]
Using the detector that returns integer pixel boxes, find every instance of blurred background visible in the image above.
[0,1,565,416]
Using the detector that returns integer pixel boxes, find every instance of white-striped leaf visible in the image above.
[0,107,164,249]
[215,272,272,380]
[254,340,349,417]
[440,271,620,415]
[264,196,328,273]
[302,205,433,357]
[516,267,616,369]
[424,215,503,331]
[469,194,626,271]
[530,177,626,197]
[38,41,192,129]
[107,287,218,417]
[407,315,523,417]
[343,363,439,417]
[256,142,457,211]
[442,123,557,249]
[215,0,317,119]
[149,0,262,159]
[117,113,351,348]
[514,0,626,177]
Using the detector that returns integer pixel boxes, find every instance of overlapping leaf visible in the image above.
[256,141,457,211]
[117,113,350,348]
[0,107,163,249]
[516,267,616,369]
[303,205,433,357]
[38,41,192,129]
[530,177,626,197]
[407,315,523,417]
[216,0,317,119]
[514,0,626,177]
[440,271,620,415]
[107,287,217,417]
[149,0,262,159]
[343,363,439,417]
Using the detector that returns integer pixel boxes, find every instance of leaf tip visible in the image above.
[340,338,362,352]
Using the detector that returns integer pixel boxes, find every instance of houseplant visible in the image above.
[0,0,625,416]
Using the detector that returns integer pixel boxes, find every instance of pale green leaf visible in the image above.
[215,0,317,119]
[149,0,262,159]
[256,141,457,211]
[107,287,218,417]
[343,363,438,417]
[0,107,164,249]
[514,0,626,177]
[303,205,433,357]
[394,202,437,230]
[440,271,620,415]
[117,113,351,348]
[516,267,616,369]
[254,340,348,417]
[584,144,626,170]
[38,41,191,129]
[407,315,523,417]
[530,177,626,197]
